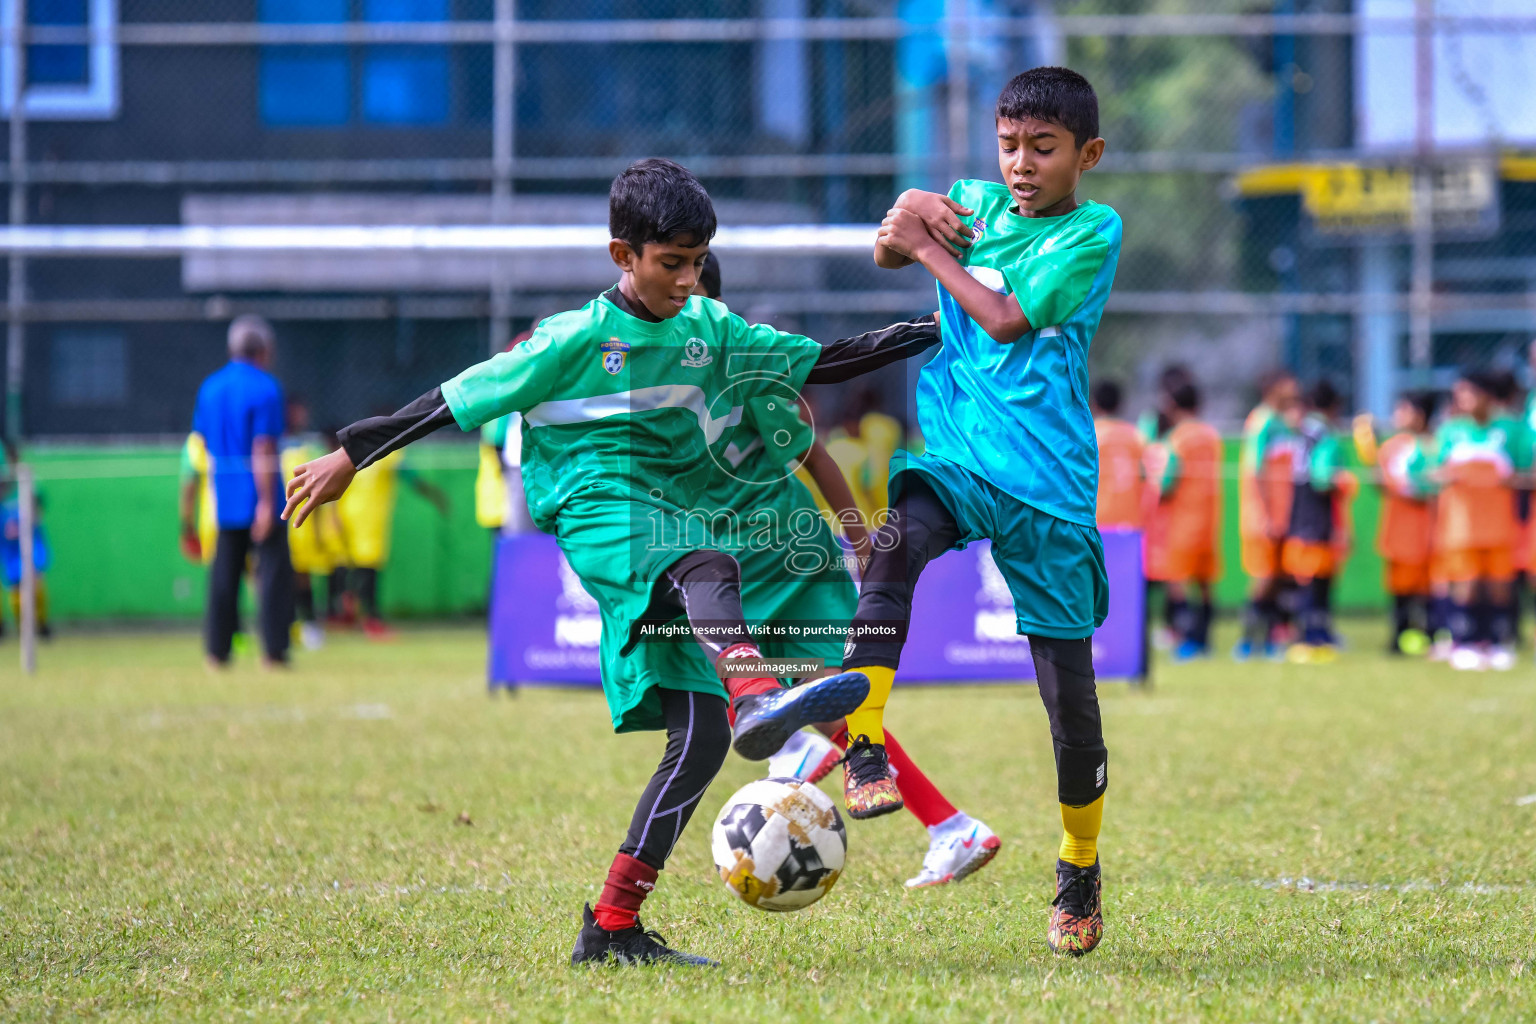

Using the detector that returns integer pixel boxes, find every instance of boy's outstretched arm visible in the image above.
[282,386,454,527]
[801,438,872,574]
[803,313,942,384]
[879,208,1031,344]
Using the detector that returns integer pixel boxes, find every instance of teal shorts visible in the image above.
[892,451,1109,639]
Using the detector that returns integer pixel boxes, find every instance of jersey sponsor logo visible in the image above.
[600,338,629,375]
[971,217,988,236]
[681,337,713,368]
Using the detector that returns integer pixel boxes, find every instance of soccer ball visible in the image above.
[711,777,847,912]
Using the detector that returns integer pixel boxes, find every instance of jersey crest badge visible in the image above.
[971,217,987,237]
[681,337,713,368]
[600,338,629,374]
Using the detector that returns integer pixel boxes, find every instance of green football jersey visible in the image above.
[441,291,825,732]
[443,292,823,534]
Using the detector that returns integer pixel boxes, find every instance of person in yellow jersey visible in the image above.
[335,425,449,639]
[281,398,346,650]
[856,388,904,513]
[179,431,218,568]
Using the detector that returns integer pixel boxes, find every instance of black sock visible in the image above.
[1169,598,1192,642]
[295,580,316,623]
[1196,600,1214,649]
[1450,602,1476,647]
[1392,594,1412,647]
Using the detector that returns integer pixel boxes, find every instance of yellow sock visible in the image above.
[1059,794,1104,867]
[842,666,895,745]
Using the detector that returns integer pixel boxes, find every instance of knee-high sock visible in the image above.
[1196,598,1214,649]
[1060,794,1104,868]
[1241,596,1273,646]
[1392,594,1412,645]
[831,725,956,828]
[844,665,895,745]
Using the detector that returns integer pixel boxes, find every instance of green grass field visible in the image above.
[3,624,1535,1022]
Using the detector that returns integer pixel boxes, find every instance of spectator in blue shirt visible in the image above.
[191,316,294,667]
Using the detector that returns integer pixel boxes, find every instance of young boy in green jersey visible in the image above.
[841,66,1120,955]
[284,158,945,967]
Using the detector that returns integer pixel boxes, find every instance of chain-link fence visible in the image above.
[0,1,1532,440]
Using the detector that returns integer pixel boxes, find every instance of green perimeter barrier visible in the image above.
[15,437,1389,624]
[20,442,492,623]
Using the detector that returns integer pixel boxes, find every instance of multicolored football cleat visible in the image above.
[1047,859,1103,956]
[570,904,717,967]
[730,671,870,761]
[841,734,904,820]
[768,729,842,784]
[905,813,1000,888]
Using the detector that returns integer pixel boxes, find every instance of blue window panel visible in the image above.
[362,51,449,124]
[364,0,447,19]
[262,0,346,22]
[362,0,448,125]
[258,0,349,125]
[28,0,88,86]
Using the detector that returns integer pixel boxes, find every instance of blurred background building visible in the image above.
[0,1,1531,439]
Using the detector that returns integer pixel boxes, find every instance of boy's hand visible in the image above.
[878,208,942,263]
[894,189,975,255]
[283,448,357,529]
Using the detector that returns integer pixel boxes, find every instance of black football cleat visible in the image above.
[730,670,870,761]
[841,733,904,819]
[1047,859,1104,956]
[570,904,717,967]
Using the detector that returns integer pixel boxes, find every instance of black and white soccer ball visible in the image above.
[711,777,847,912]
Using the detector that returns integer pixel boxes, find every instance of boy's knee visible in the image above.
[689,697,733,773]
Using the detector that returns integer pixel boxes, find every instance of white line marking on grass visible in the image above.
[1515,794,1536,806]
[1256,877,1522,894]
[341,703,393,720]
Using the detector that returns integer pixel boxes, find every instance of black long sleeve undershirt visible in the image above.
[337,307,942,469]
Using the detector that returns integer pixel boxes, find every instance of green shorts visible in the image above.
[562,490,857,734]
[893,452,1108,639]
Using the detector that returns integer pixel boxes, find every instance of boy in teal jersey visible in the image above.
[692,254,1004,889]
[283,159,946,967]
[842,66,1119,956]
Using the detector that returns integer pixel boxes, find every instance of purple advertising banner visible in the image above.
[488,529,1146,689]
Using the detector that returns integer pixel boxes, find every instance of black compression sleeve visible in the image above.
[805,314,942,385]
[337,386,457,469]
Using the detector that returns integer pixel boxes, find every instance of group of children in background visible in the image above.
[179,396,447,651]
[1092,341,1536,672]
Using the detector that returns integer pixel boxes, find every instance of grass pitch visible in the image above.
[3,623,1535,1022]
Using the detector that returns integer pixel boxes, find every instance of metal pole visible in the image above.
[17,461,35,673]
[5,15,26,441]
[490,0,516,355]
[1408,0,1434,373]
[945,0,971,187]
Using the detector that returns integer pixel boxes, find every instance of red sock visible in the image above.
[593,852,657,932]
[830,726,957,828]
[717,642,781,717]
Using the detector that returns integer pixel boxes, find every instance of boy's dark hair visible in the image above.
[1170,379,1201,413]
[1458,367,1495,394]
[1091,379,1122,415]
[1402,389,1439,424]
[995,66,1099,148]
[608,158,717,253]
[1158,363,1193,396]
[1486,367,1519,404]
[699,251,722,300]
[1309,378,1340,413]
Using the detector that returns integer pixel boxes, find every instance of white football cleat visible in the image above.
[767,730,841,784]
[1449,645,1487,672]
[904,813,1001,889]
[1487,645,1515,672]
